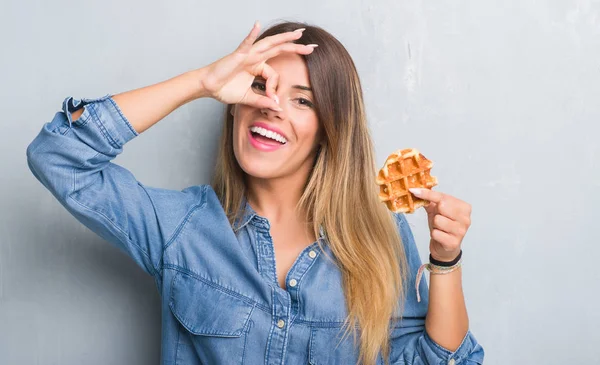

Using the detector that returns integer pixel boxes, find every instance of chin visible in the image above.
[236,156,284,180]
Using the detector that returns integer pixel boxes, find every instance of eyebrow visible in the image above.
[292,85,313,92]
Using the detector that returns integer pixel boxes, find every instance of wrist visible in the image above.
[186,68,211,100]
[415,250,463,303]
[429,249,462,266]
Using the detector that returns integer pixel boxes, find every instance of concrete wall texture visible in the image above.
[2,0,598,364]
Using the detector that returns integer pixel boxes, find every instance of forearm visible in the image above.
[71,68,209,133]
[425,267,469,351]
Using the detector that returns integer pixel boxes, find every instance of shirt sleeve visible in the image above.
[26,95,206,277]
[388,212,485,365]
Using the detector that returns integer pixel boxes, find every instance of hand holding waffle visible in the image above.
[377,148,471,262]
[409,187,471,262]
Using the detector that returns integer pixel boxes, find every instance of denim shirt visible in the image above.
[26,95,484,365]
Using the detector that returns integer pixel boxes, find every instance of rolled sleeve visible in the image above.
[421,330,484,364]
[62,94,138,147]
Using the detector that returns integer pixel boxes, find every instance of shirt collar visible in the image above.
[232,196,256,232]
[232,196,326,240]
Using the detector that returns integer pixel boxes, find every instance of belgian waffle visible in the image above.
[376,148,438,214]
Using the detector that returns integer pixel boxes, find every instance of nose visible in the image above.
[260,92,286,119]
[260,104,285,119]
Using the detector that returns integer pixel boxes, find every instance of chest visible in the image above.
[163,212,353,323]
[270,224,316,290]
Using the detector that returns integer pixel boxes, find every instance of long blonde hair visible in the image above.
[212,21,408,365]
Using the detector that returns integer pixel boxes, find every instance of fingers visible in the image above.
[410,188,469,223]
[253,28,305,53]
[418,190,472,261]
[237,21,262,53]
[409,188,443,204]
[432,214,467,237]
[430,214,464,252]
[261,63,280,102]
[243,92,283,111]
[423,201,436,217]
[234,24,316,111]
[431,228,456,247]
[259,43,317,63]
[243,66,282,111]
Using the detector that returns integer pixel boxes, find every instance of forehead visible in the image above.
[265,53,310,86]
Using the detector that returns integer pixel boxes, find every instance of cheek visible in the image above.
[231,117,247,165]
[232,108,251,144]
[297,118,320,148]
[233,121,242,141]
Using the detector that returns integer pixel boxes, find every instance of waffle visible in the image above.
[376,148,438,214]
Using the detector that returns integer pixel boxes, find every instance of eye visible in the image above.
[251,81,266,93]
[294,97,314,109]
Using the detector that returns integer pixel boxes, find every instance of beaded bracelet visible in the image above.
[415,254,463,303]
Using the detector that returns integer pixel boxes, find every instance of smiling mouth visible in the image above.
[250,132,286,147]
[249,126,288,145]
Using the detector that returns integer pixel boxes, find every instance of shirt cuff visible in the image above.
[62,94,139,148]
[421,330,484,364]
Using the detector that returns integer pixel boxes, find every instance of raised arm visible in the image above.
[70,22,314,131]
[69,70,204,134]
[26,22,315,276]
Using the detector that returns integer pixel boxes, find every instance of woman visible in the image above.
[26,21,483,365]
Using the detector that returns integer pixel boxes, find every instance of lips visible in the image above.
[248,130,286,152]
[250,122,289,142]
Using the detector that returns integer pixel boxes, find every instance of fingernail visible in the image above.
[294,28,306,33]
[409,188,422,196]
[306,44,318,48]
[273,95,279,105]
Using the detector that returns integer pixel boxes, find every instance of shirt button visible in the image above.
[308,250,317,258]
[289,279,297,287]
[448,359,455,365]
[277,319,285,328]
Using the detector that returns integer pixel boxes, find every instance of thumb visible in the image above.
[423,201,437,215]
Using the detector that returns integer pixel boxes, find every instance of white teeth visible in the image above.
[250,126,287,144]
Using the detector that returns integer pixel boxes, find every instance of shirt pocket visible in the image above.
[308,327,361,365]
[168,272,255,365]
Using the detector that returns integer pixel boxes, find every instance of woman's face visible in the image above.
[232,53,321,181]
